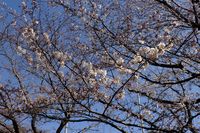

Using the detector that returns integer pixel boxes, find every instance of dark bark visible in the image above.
[31,115,38,133]
[56,120,68,133]
[12,119,20,133]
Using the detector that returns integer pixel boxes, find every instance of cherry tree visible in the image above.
[0,0,200,132]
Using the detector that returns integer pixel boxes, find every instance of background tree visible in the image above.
[0,0,200,132]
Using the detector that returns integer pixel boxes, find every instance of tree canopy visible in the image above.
[0,0,200,132]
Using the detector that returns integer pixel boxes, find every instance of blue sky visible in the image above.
[3,0,21,9]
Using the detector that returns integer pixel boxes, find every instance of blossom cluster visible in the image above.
[16,45,27,55]
[43,32,51,46]
[82,61,107,85]
[52,51,71,67]
[22,27,37,43]
[137,42,173,61]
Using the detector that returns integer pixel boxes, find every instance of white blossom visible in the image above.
[113,77,121,85]
[22,27,36,43]
[143,109,153,118]
[116,90,125,99]
[36,51,42,59]
[92,2,97,9]
[21,1,26,8]
[96,69,107,77]
[88,78,96,86]
[132,73,139,80]
[148,48,159,60]
[53,51,71,61]
[17,46,26,55]
[98,4,102,9]
[58,71,64,78]
[157,42,166,50]
[138,39,145,44]
[59,60,65,67]
[27,56,33,65]
[118,66,132,74]
[43,32,51,46]
[131,55,142,64]
[116,57,124,66]
[99,77,109,85]
[158,49,165,55]
[52,51,63,59]
[89,69,97,77]
[82,61,89,68]
[33,20,39,25]
[139,47,158,60]
[141,62,149,69]
[139,47,151,57]
[165,42,174,51]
